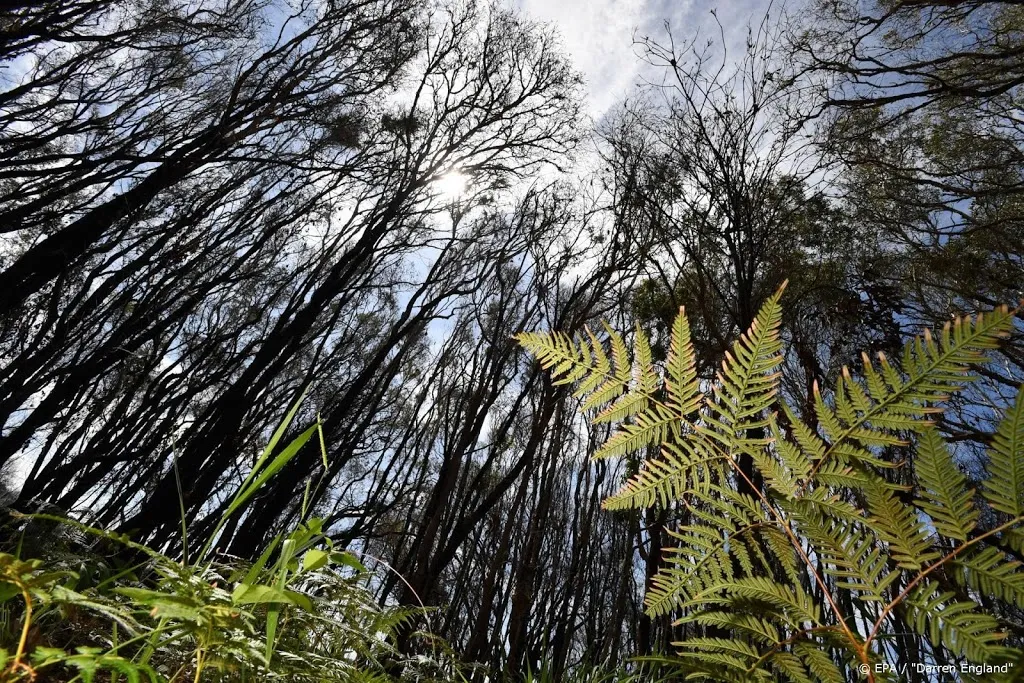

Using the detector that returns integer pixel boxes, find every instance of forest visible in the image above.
[0,0,1023,680]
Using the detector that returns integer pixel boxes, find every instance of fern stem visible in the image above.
[774,516,867,663]
[106,623,181,657]
[193,649,204,683]
[705,438,866,662]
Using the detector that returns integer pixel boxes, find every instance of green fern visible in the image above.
[954,546,1024,608]
[983,386,1024,518]
[703,285,786,448]
[518,290,1024,681]
[914,426,979,542]
[904,583,1012,662]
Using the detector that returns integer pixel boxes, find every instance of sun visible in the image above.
[434,170,469,201]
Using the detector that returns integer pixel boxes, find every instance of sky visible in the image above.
[514,0,773,121]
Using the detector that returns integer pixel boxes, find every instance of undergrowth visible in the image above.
[0,395,456,683]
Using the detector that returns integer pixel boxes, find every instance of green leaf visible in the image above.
[705,284,786,447]
[604,438,725,510]
[113,588,204,621]
[302,548,329,572]
[815,308,1015,473]
[914,426,978,541]
[982,386,1024,517]
[521,293,1021,679]
[331,551,368,573]
[231,583,313,611]
[864,478,938,571]
[225,423,319,522]
[954,546,1024,608]
[665,306,702,417]
[594,404,678,460]
[238,534,282,585]
[905,584,1008,661]
[0,581,21,603]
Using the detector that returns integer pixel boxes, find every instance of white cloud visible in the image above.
[514,0,774,120]
[515,0,662,118]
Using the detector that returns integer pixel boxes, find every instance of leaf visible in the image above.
[515,326,631,413]
[793,642,844,683]
[231,583,313,611]
[705,284,786,446]
[982,386,1024,517]
[113,588,204,621]
[60,650,159,683]
[238,534,282,586]
[594,404,678,460]
[914,426,978,541]
[603,437,725,510]
[954,546,1024,608]
[225,423,320,521]
[331,551,367,573]
[905,584,1008,661]
[0,582,21,603]
[302,548,329,572]
[864,478,939,571]
[815,308,1015,473]
[666,306,702,417]
[521,294,1022,679]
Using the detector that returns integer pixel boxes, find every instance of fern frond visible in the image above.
[522,296,1023,674]
[770,414,812,487]
[575,327,612,397]
[666,306,702,417]
[634,324,659,394]
[792,643,845,683]
[678,637,771,683]
[581,377,628,413]
[698,487,771,528]
[864,478,938,571]
[646,520,758,616]
[672,648,767,683]
[515,330,584,385]
[770,652,813,683]
[905,583,1008,661]
[644,569,696,619]
[982,386,1024,518]
[763,526,802,586]
[782,403,826,462]
[690,577,820,627]
[515,325,638,415]
[593,404,678,460]
[811,459,870,490]
[808,307,1014,480]
[680,611,781,646]
[749,416,808,499]
[914,426,978,542]
[593,327,661,423]
[605,322,632,384]
[787,499,893,600]
[954,546,1024,608]
[593,391,649,424]
[603,438,724,509]
[704,287,786,444]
